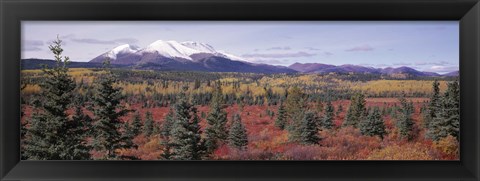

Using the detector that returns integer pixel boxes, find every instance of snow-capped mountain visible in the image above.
[90,44,140,63]
[88,40,295,74]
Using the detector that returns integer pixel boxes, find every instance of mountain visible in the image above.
[289,62,336,73]
[90,44,140,64]
[443,70,459,76]
[21,58,128,70]
[87,40,295,74]
[289,63,442,77]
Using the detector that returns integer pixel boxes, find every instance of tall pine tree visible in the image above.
[397,97,414,141]
[131,111,143,136]
[228,114,248,150]
[143,111,154,137]
[299,112,320,145]
[90,58,133,160]
[343,92,366,128]
[360,107,387,139]
[159,109,174,159]
[169,89,206,160]
[205,82,228,153]
[429,80,460,141]
[24,36,91,160]
[274,102,287,129]
[320,101,335,129]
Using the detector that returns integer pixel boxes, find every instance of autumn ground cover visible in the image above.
[20,68,459,160]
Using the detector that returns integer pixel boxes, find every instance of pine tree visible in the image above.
[143,111,154,137]
[274,102,287,129]
[321,101,334,129]
[343,93,366,128]
[24,36,91,160]
[299,112,320,145]
[160,109,174,159]
[131,111,143,136]
[360,107,386,139]
[285,86,307,141]
[429,80,460,141]
[90,58,133,160]
[205,83,228,153]
[169,91,205,160]
[397,97,414,141]
[228,114,248,150]
[425,80,441,137]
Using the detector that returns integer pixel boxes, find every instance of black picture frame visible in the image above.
[1,0,479,180]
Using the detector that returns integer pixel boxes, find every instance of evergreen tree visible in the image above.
[299,112,320,145]
[228,114,248,150]
[343,92,366,128]
[274,102,287,129]
[160,109,174,159]
[143,111,154,137]
[205,83,228,153]
[90,58,133,160]
[24,36,91,160]
[397,97,414,141]
[429,80,460,141]
[425,80,441,136]
[285,86,307,141]
[360,107,387,139]
[169,91,206,160]
[321,101,334,129]
[131,111,143,136]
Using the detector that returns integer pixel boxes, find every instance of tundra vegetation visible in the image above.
[21,38,459,160]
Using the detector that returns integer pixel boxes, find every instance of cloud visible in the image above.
[425,65,459,73]
[324,52,334,56]
[414,61,452,66]
[249,59,291,65]
[305,47,321,51]
[242,51,316,58]
[23,40,44,51]
[393,62,412,66]
[345,45,374,52]
[71,38,138,45]
[266,46,291,51]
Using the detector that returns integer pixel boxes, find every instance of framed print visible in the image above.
[1,0,479,180]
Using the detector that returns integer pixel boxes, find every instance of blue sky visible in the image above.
[22,21,459,73]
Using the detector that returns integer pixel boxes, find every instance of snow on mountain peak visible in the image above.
[106,44,139,59]
[144,40,204,60]
[180,41,217,54]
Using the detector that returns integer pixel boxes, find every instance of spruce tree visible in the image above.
[299,112,320,145]
[24,36,91,160]
[425,80,441,136]
[143,111,154,137]
[285,86,307,141]
[228,114,248,150]
[90,58,133,160]
[160,109,174,159]
[205,83,228,153]
[360,107,386,139]
[131,111,143,136]
[343,92,366,128]
[321,101,334,129]
[429,80,460,141]
[397,97,414,141]
[169,89,206,160]
[274,102,287,129]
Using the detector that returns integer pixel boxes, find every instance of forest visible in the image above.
[20,38,460,160]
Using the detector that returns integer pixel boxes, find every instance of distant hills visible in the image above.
[21,39,458,77]
[289,62,458,77]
